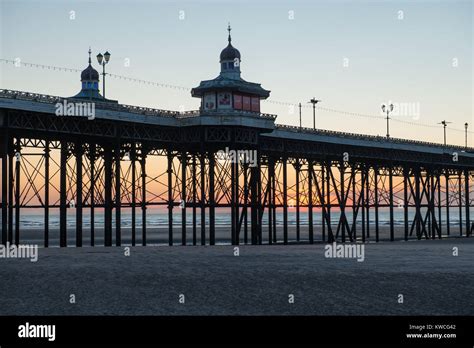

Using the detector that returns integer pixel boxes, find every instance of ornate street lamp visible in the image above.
[382,103,394,138]
[96,51,111,98]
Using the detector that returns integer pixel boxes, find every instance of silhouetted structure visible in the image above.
[1,29,473,247]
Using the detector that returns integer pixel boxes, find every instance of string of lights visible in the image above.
[1,58,472,135]
[0,58,82,73]
[0,59,191,91]
[107,73,190,91]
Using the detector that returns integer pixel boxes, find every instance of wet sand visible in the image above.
[11,224,467,246]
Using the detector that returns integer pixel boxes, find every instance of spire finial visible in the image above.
[227,22,231,43]
[88,47,92,65]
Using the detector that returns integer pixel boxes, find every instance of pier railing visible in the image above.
[276,124,474,152]
[176,109,277,120]
[0,89,277,120]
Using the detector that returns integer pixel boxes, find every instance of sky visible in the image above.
[0,0,473,145]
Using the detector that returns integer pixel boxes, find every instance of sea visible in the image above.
[1,207,468,229]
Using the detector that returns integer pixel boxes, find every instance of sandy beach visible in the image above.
[0,226,472,316]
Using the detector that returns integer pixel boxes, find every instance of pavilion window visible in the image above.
[234,94,243,110]
[251,97,260,112]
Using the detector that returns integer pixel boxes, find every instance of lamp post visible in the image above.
[96,51,111,98]
[381,103,394,138]
[438,120,452,146]
[299,102,302,130]
[308,98,321,130]
[465,122,468,149]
